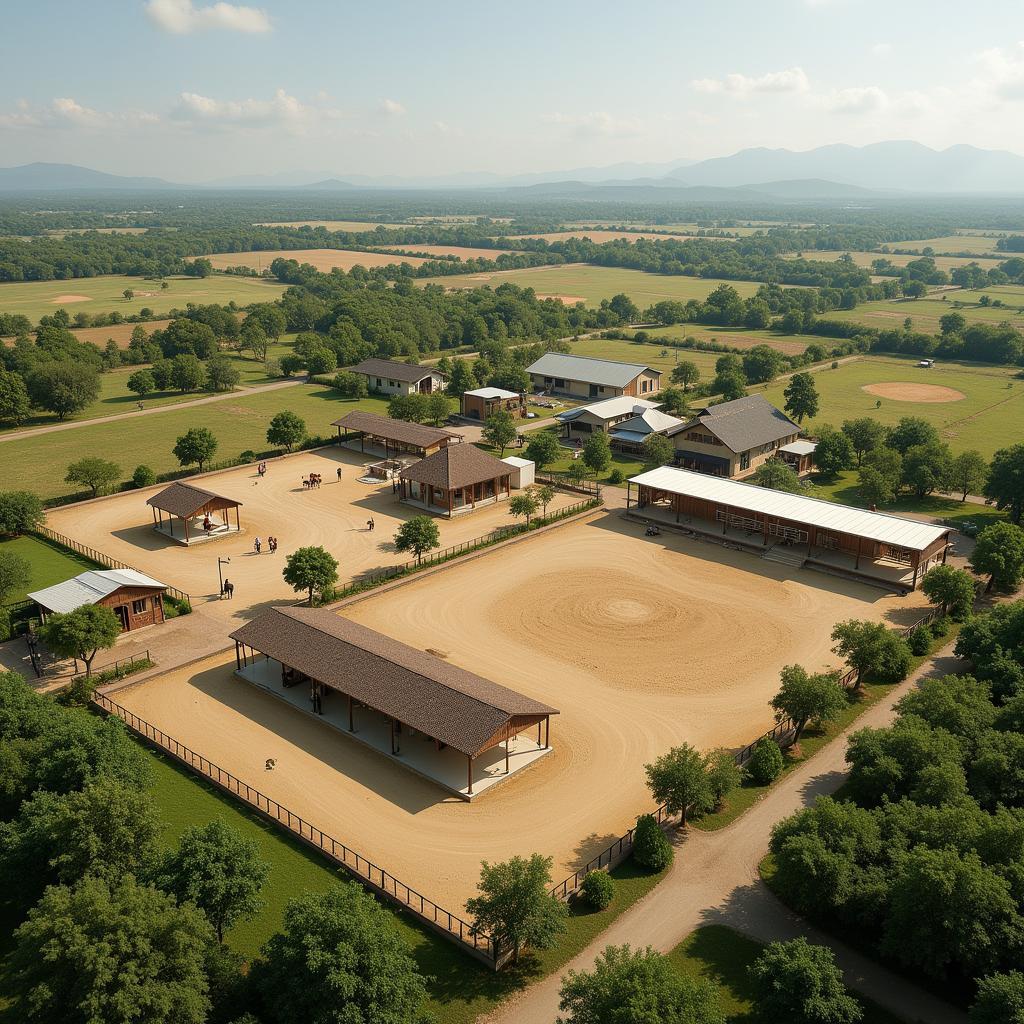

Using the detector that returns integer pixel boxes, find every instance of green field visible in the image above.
[421,265,773,307]
[0,274,286,326]
[892,234,1010,254]
[0,341,298,435]
[0,534,96,607]
[568,337,723,380]
[640,324,810,355]
[669,926,904,1023]
[795,249,993,272]
[0,387,390,502]
[831,286,1024,335]
[761,356,1024,459]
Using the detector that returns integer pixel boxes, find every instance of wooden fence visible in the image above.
[534,471,603,498]
[32,527,192,608]
[73,649,151,684]
[91,691,502,968]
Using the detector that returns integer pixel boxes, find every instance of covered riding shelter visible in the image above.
[628,466,953,591]
[146,481,242,546]
[332,411,462,460]
[230,606,557,799]
[399,444,513,517]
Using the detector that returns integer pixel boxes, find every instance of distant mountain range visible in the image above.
[3,142,1024,196]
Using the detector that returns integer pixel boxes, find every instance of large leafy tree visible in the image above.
[0,778,160,913]
[64,456,121,498]
[971,522,1024,591]
[747,937,862,1024]
[642,433,674,472]
[466,854,567,964]
[841,417,886,467]
[0,549,30,603]
[902,440,953,498]
[394,515,441,564]
[482,409,517,456]
[886,416,939,455]
[525,429,562,473]
[921,564,977,620]
[670,360,700,391]
[582,431,611,478]
[831,619,910,688]
[783,372,819,424]
[266,410,307,451]
[984,444,1024,523]
[558,943,724,1024]
[158,820,269,942]
[812,430,854,477]
[26,361,100,420]
[0,367,30,425]
[644,743,720,826]
[282,545,339,603]
[254,885,426,1024]
[0,490,44,535]
[9,874,213,1024]
[173,426,219,472]
[170,353,207,393]
[751,459,802,493]
[38,604,121,677]
[770,664,847,743]
[970,971,1024,1024]
[949,449,989,502]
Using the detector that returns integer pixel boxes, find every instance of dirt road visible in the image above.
[479,649,968,1024]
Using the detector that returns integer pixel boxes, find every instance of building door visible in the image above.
[113,605,129,630]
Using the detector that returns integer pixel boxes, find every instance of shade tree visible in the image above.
[65,456,122,498]
[38,604,121,678]
[770,664,847,743]
[393,515,440,564]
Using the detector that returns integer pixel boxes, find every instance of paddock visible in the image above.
[111,513,927,911]
[44,448,580,624]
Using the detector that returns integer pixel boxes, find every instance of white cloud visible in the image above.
[973,41,1024,101]
[145,0,270,34]
[379,98,406,116]
[692,67,810,97]
[819,85,889,114]
[51,97,106,127]
[871,42,892,57]
[0,97,158,130]
[541,111,644,137]
[172,88,313,130]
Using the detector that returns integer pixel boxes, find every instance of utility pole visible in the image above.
[217,556,231,597]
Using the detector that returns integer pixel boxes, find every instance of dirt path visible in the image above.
[479,647,968,1024]
[0,376,305,444]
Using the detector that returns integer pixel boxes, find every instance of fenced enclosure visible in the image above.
[92,691,503,967]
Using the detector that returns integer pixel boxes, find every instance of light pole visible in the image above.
[217,556,231,597]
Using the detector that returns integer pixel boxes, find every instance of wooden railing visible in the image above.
[33,527,192,608]
[91,691,499,967]
[73,649,151,684]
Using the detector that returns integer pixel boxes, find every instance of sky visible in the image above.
[2,0,1024,182]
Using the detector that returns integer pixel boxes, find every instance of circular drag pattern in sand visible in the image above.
[52,294,92,304]
[861,381,966,403]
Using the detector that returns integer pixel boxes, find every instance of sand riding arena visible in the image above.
[861,381,967,403]
[110,511,927,912]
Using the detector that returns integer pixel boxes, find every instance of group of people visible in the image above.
[302,473,323,489]
[253,535,279,555]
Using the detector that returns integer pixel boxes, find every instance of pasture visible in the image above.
[369,244,512,260]
[201,248,428,273]
[507,230,706,244]
[796,249,998,272]
[0,534,96,608]
[253,220,408,231]
[112,512,923,912]
[831,285,1024,333]
[761,355,1024,458]
[0,274,286,326]
[0,386,390,501]
[69,318,173,348]
[420,264,772,306]
[892,234,1013,254]
[640,324,811,355]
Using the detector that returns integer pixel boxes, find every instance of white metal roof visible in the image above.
[779,440,817,456]
[527,353,657,389]
[609,408,685,438]
[29,569,167,614]
[556,396,660,424]
[501,456,533,468]
[628,467,950,551]
[464,387,520,400]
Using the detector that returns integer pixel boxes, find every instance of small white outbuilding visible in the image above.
[501,456,535,489]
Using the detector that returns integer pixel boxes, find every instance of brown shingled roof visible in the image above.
[666,394,799,453]
[331,411,462,449]
[399,444,510,490]
[350,358,449,383]
[146,481,242,518]
[230,607,556,756]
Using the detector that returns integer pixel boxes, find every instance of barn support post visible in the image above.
[347,694,354,732]
[183,516,190,544]
[537,721,542,746]
[505,741,510,775]
[941,541,949,565]
[544,715,550,749]
[911,552,921,590]
[467,755,473,795]
[234,640,241,670]
[855,535,862,570]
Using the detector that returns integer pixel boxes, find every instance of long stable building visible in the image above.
[332,410,463,460]
[628,466,953,590]
[231,607,556,798]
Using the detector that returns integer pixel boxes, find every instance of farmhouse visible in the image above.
[29,568,168,632]
[399,443,513,517]
[607,407,686,454]
[556,395,662,444]
[628,466,953,590]
[665,394,801,479]
[333,410,462,460]
[460,386,527,421]
[350,358,448,396]
[231,606,557,797]
[147,481,242,545]
[526,353,661,400]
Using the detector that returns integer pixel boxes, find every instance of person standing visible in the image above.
[254,536,262,554]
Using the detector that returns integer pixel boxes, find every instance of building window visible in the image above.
[132,598,148,614]
[388,379,397,388]
[375,378,383,387]
[740,451,750,471]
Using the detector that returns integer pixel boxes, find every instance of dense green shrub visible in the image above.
[631,814,673,872]
[908,625,933,656]
[580,870,614,910]
[131,465,156,488]
[746,737,786,786]
[606,469,625,485]
[930,615,951,638]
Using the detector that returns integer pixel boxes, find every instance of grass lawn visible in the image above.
[144,746,667,1024]
[0,534,97,606]
[420,265,773,307]
[761,355,1024,459]
[640,323,811,356]
[0,274,287,327]
[830,287,1024,334]
[0,388,391,502]
[890,234,1010,254]
[669,925,905,1023]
